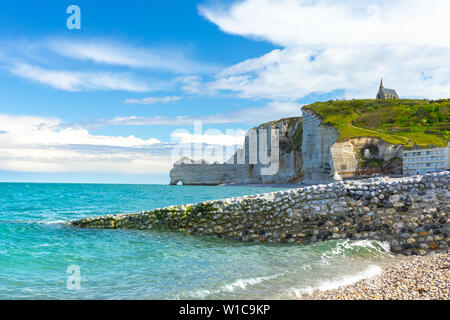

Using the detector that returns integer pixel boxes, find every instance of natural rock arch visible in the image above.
[363,144,380,159]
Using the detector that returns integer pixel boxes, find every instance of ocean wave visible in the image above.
[222,274,279,293]
[38,220,70,225]
[0,219,70,226]
[286,264,383,298]
[320,239,391,265]
[179,274,282,299]
[317,265,382,291]
[184,289,214,299]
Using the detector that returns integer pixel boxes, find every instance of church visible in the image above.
[376,79,399,99]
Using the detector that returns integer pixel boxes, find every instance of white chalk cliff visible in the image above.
[170,112,403,185]
[170,118,303,185]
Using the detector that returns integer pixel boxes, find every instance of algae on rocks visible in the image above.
[71,171,450,256]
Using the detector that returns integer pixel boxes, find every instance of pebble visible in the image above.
[303,253,449,300]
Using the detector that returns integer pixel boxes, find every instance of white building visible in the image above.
[403,143,450,175]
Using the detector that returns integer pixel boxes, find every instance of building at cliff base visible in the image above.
[403,143,450,175]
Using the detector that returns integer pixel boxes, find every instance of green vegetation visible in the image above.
[254,116,301,130]
[303,99,449,148]
[257,117,303,153]
[284,122,303,153]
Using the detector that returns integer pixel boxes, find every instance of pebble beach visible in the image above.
[304,253,449,300]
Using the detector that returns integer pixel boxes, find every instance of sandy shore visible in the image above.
[302,253,449,300]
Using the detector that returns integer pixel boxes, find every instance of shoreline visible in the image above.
[72,171,449,256]
[301,252,449,300]
[218,182,304,188]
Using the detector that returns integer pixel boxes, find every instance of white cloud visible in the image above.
[0,37,218,93]
[196,45,450,100]
[171,128,246,146]
[125,96,182,105]
[0,147,172,174]
[8,63,152,92]
[176,75,213,95]
[199,0,450,47]
[91,101,301,126]
[0,114,160,147]
[0,114,172,173]
[215,101,301,122]
[47,39,219,74]
[196,0,450,100]
[169,128,246,164]
[0,114,259,174]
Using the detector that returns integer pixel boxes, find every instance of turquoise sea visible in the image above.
[0,183,396,300]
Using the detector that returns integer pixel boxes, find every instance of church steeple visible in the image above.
[376,78,399,99]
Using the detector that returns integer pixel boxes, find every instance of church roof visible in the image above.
[377,79,399,99]
[381,88,398,96]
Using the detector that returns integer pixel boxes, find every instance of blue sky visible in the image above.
[0,1,278,137]
[0,0,448,183]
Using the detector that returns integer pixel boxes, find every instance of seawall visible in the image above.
[71,171,449,256]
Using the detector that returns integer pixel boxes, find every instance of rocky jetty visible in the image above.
[72,171,449,256]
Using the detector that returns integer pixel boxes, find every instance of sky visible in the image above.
[0,0,449,184]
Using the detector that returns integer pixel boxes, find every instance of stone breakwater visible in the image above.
[71,172,450,256]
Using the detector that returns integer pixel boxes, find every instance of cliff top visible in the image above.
[253,116,301,129]
[302,99,449,148]
[253,117,303,153]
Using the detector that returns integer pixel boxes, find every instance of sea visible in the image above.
[0,183,397,299]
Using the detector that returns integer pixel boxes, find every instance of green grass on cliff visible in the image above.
[255,117,303,153]
[302,99,449,148]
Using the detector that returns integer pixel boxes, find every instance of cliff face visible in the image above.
[170,118,303,185]
[170,162,254,185]
[302,110,404,183]
[301,110,339,183]
[170,104,408,185]
[331,137,403,178]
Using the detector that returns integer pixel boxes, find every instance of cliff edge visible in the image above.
[170,99,449,185]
